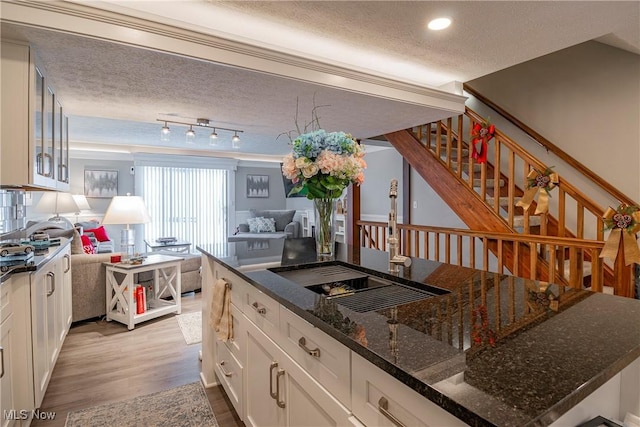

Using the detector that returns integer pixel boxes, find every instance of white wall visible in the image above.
[467,41,640,202]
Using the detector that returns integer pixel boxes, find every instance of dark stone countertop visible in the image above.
[0,238,71,283]
[198,244,640,427]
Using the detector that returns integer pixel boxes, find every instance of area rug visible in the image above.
[177,311,202,345]
[65,382,217,427]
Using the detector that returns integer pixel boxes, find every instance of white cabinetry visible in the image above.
[1,40,69,191]
[28,246,72,407]
[1,275,36,427]
[245,317,351,427]
[1,278,18,427]
[201,256,351,427]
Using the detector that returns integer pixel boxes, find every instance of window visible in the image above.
[137,163,231,256]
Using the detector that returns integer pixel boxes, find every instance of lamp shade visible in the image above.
[35,192,80,215]
[102,195,151,226]
[72,194,91,211]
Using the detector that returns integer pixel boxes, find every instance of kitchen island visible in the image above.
[199,243,640,427]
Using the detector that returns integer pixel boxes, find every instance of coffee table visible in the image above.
[145,239,191,253]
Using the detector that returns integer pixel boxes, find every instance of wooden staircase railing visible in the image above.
[357,221,612,294]
[398,106,639,295]
[412,107,607,241]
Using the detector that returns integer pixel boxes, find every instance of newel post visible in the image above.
[613,237,635,298]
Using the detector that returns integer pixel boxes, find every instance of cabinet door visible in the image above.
[245,326,285,427]
[43,85,55,181]
[31,267,52,407]
[62,252,72,330]
[55,248,71,345]
[55,99,70,190]
[33,64,46,182]
[282,354,351,427]
[1,290,17,427]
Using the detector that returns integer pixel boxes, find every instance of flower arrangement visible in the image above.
[282,129,366,199]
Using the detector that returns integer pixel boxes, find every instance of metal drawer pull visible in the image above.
[46,271,56,296]
[219,361,233,377]
[298,337,321,357]
[269,361,278,399]
[378,397,406,427]
[252,301,266,315]
[276,369,286,408]
[0,346,4,379]
[64,254,71,273]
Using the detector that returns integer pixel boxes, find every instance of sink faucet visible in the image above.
[388,179,411,275]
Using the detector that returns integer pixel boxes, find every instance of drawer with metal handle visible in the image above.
[215,339,244,417]
[279,305,351,408]
[351,352,468,427]
[245,285,280,338]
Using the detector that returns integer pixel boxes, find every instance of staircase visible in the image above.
[382,102,637,297]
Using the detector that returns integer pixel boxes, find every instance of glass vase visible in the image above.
[313,198,336,261]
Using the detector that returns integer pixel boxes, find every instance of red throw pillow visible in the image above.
[85,226,110,242]
[80,234,96,254]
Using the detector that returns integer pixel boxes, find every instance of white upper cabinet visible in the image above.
[1,40,69,191]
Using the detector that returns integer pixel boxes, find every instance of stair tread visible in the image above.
[450,161,482,172]
[513,215,542,227]
[473,178,505,188]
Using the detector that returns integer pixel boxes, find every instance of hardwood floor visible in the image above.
[32,292,244,427]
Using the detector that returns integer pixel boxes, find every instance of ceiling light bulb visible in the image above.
[160,122,170,142]
[185,126,196,144]
[209,129,218,146]
[232,132,241,148]
[428,17,451,31]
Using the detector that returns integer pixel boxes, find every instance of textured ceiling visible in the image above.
[1,0,638,161]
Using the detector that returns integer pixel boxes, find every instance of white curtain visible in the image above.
[138,164,230,256]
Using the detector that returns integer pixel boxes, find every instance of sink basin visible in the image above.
[270,262,448,313]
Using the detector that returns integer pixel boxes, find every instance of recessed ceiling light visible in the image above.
[428,17,451,31]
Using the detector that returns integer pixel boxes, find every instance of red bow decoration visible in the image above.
[471,120,495,164]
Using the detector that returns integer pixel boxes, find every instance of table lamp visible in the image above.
[102,193,151,260]
[34,192,79,228]
[72,194,91,223]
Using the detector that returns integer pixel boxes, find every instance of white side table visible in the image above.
[105,254,182,330]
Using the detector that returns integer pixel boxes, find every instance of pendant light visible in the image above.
[185,126,195,144]
[232,131,241,149]
[209,128,218,146]
[160,121,171,142]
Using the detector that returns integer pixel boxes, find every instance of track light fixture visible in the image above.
[157,118,243,145]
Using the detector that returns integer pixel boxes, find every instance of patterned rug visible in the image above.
[177,311,202,345]
[65,382,217,427]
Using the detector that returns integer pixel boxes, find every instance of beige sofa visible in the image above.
[71,251,202,323]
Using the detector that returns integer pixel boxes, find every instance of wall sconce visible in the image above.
[157,118,243,146]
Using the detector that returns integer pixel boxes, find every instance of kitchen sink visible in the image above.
[270,263,448,313]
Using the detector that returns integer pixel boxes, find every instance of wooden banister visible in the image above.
[356,220,635,298]
[463,83,638,208]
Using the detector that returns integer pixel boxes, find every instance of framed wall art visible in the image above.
[247,174,269,198]
[84,169,118,198]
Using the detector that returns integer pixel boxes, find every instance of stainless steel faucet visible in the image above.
[388,179,411,275]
